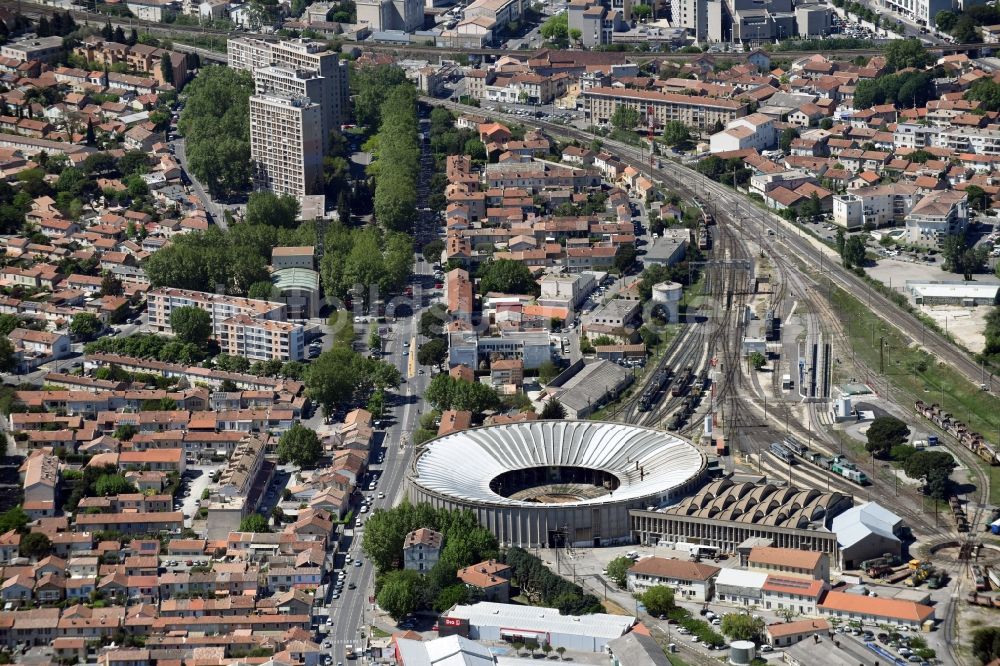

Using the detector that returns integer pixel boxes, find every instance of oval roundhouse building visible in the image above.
[407,420,706,548]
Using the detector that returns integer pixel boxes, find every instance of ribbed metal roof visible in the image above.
[412,420,704,505]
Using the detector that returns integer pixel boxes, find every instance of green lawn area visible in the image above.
[829,285,1000,503]
[370,627,391,638]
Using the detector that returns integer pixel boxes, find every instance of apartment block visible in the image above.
[148,288,286,334]
[831,183,920,230]
[1,36,65,63]
[228,37,350,131]
[905,190,968,248]
[219,314,305,362]
[580,87,746,131]
[147,288,302,360]
[252,65,332,140]
[249,94,324,199]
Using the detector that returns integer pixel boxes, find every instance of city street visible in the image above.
[171,136,228,229]
[325,114,440,662]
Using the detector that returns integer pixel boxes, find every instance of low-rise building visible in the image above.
[765,618,830,647]
[818,591,934,629]
[444,601,635,652]
[1,36,65,63]
[747,547,829,581]
[904,190,968,248]
[403,528,443,572]
[456,560,512,602]
[626,557,720,602]
[710,113,778,154]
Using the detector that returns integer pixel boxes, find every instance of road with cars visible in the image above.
[322,108,444,665]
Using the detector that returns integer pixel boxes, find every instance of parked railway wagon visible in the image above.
[831,458,869,484]
[638,367,672,412]
[697,228,711,250]
[799,451,869,485]
[770,442,796,464]
[914,400,1000,465]
[671,366,693,397]
[764,310,780,342]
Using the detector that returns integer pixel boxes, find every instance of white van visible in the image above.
[625,550,639,560]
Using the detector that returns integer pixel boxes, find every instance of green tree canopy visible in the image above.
[177,66,254,196]
[720,613,766,642]
[540,13,569,47]
[425,374,502,415]
[0,337,15,373]
[239,513,270,533]
[95,473,136,496]
[0,507,29,534]
[965,78,1000,111]
[170,306,212,346]
[661,121,691,147]
[245,191,300,228]
[539,397,567,420]
[69,312,102,340]
[866,415,910,458]
[143,226,271,296]
[605,556,633,588]
[973,627,1000,665]
[640,585,675,616]
[883,39,931,72]
[362,502,498,574]
[306,346,401,416]
[422,239,445,264]
[19,531,53,559]
[779,127,799,153]
[377,569,422,620]
[477,259,539,296]
[417,338,448,368]
[277,423,323,468]
[611,105,640,131]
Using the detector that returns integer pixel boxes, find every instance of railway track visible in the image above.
[17,0,992,63]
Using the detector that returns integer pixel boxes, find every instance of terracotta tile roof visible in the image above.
[819,591,934,623]
[766,618,830,639]
[628,556,720,582]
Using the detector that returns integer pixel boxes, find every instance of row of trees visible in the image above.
[85,332,212,366]
[365,68,420,233]
[176,66,253,196]
[319,224,413,305]
[424,374,503,416]
[501,547,604,615]
[304,344,401,417]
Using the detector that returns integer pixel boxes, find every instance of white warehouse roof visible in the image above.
[716,568,768,589]
[905,281,1000,300]
[831,502,902,549]
[394,635,495,666]
[447,601,635,640]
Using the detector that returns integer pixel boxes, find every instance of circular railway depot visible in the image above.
[407,420,706,548]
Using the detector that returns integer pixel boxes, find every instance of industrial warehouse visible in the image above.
[627,478,871,567]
